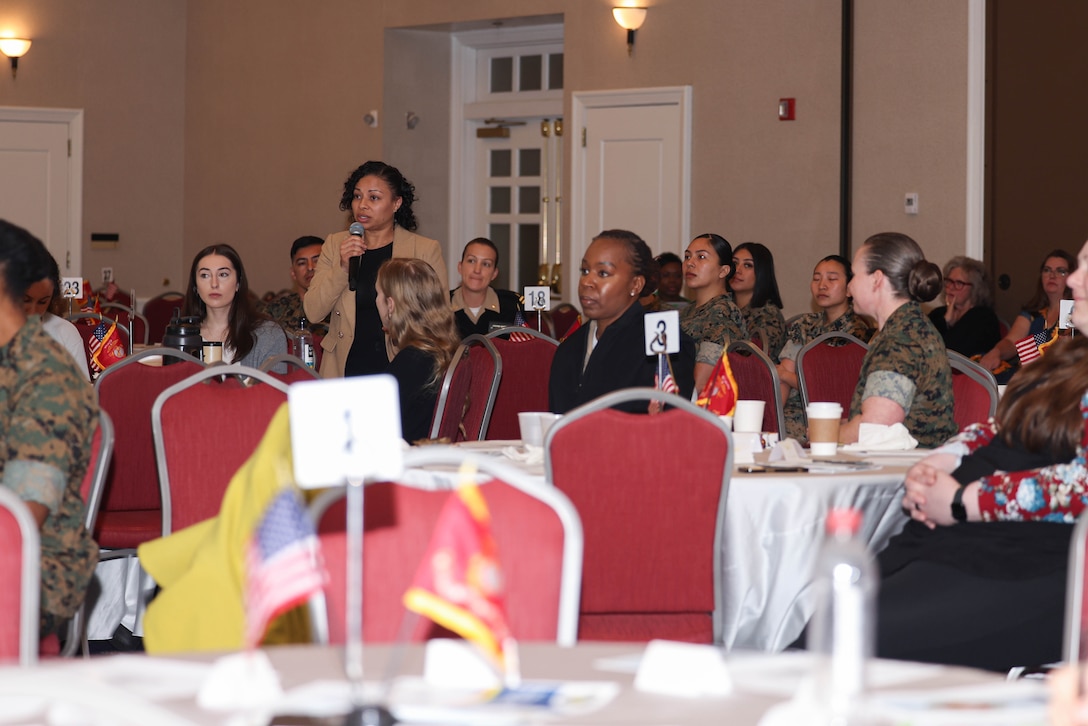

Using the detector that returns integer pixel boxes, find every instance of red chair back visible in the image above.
[727,341,786,435]
[484,331,558,440]
[429,335,501,442]
[545,389,730,643]
[550,304,581,340]
[314,472,576,645]
[795,332,869,412]
[948,351,998,431]
[0,488,40,665]
[153,366,289,534]
[93,350,204,548]
[142,292,185,345]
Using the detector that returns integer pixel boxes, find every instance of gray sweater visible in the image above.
[236,319,288,373]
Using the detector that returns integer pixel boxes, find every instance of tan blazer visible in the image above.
[304,226,447,378]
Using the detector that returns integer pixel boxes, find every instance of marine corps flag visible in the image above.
[402,478,512,672]
[87,320,126,375]
[697,347,739,416]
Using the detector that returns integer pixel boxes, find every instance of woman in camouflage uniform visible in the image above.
[678,233,748,393]
[777,254,874,441]
[840,232,956,447]
[731,242,787,362]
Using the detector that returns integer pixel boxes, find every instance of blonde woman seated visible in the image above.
[776,254,873,441]
[375,258,461,442]
[839,233,956,447]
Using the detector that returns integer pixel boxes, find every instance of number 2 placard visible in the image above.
[61,277,83,299]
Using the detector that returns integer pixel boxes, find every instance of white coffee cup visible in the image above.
[538,412,561,442]
[518,412,546,447]
[806,401,843,456]
[718,415,733,432]
[733,400,766,433]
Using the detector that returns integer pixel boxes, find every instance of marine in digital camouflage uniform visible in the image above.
[741,301,787,363]
[260,291,329,337]
[780,307,874,441]
[1,309,99,637]
[849,301,956,448]
[679,293,748,369]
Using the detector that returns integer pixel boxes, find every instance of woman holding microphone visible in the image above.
[305,161,447,378]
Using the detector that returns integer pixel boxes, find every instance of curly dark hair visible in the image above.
[593,229,658,296]
[0,219,51,302]
[183,243,266,361]
[338,161,418,232]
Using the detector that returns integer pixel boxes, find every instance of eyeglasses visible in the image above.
[1042,267,1070,277]
[944,279,973,291]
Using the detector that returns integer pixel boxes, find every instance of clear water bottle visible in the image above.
[808,508,877,723]
[292,316,316,369]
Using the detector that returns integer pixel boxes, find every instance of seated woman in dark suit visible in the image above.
[927,255,1001,358]
[449,237,523,338]
[376,258,462,442]
[549,229,695,414]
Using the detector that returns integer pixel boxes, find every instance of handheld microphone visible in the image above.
[347,222,365,291]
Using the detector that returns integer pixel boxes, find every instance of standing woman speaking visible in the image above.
[305,161,448,378]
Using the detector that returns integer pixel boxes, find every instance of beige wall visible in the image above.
[1,0,972,316]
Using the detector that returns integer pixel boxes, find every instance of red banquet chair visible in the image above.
[142,292,185,345]
[309,448,582,646]
[483,327,559,440]
[795,331,869,412]
[429,334,501,442]
[948,350,999,432]
[727,340,786,436]
[0,487,41,666]
[152,365,290,535]
[545,388,732,644]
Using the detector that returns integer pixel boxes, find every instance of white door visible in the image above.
[0,108,83,275]
[570,87,692,298]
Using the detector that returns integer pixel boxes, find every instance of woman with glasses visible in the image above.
[978,249,1076,378]
[927,256,1001,358]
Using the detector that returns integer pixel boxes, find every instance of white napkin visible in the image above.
[501,444,544,465]
[842,422,918,452]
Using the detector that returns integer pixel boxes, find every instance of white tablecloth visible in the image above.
[722,459,911,652]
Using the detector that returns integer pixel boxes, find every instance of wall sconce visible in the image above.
[612,7,647,56]
[0,38,31,79]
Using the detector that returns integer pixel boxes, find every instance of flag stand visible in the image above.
[344,476,397,726]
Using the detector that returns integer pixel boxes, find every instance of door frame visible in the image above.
[569,86,692,299]
[0,106,84,275]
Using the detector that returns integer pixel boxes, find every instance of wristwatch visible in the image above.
[951,484,968,523]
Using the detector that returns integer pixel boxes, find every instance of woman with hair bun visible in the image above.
[549,229,695,414]
[840,232,956,447]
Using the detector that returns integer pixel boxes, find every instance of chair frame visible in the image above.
[151,364,290,537]
[727,340,787,436]
[259,353,320,380]
[100,302,151,346]
[429,334,502,441]
[1064,511,1088,662]
[947,349,999,421]
[485,326,559,344]
[544,387,733,644]
[0,486,41,666]
[63,410,115,658]
[795,331,870,411]
[307,446,583,647]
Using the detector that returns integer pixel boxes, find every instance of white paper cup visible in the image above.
[733,400,766,433]
[538,413,561,441]
[806,401,843,456]
[518,412,546,447]
[718,415,733,431]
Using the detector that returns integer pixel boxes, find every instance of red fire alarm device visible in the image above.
[778,98,795,121]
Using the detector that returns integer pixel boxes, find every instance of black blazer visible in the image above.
[548,303,695,414]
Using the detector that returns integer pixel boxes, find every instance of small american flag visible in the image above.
[509,309,534,343]
[655,353,678,394]
[245,489,327,647]
[1015,329,1051,365]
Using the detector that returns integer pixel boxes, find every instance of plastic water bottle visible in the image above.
[808,508,877,723]
[292,316,316,369]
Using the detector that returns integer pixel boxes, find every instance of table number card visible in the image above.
[1060,299,1074,330]
[288,375,404,488]
[644,310,680,356]
[523,286,551,312]
[60,277,83,299]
